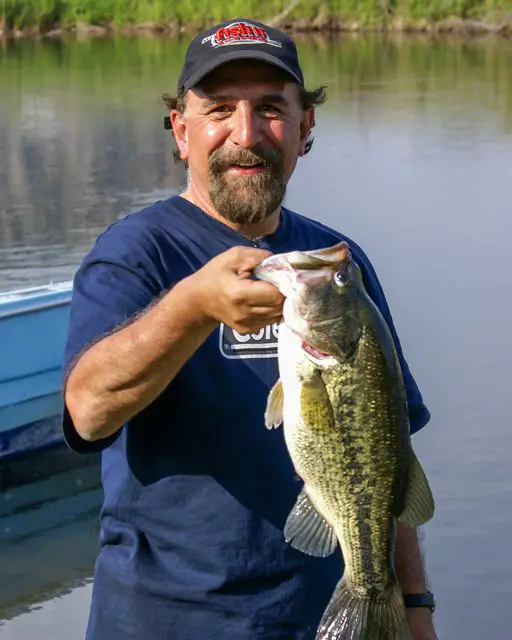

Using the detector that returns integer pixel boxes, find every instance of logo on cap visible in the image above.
[202,21,283,49]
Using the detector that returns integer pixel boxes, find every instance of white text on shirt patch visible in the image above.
[219,323,279,359]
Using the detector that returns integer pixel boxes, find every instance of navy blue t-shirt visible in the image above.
[62,195,430,640]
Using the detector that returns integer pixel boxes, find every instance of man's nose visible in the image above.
[229,105,262,148]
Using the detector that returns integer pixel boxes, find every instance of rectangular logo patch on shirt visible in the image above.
[219,323,279,359]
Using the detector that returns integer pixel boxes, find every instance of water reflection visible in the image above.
[0,35,511,290]
[0,452,101,622]
[0,33,511,639]
[0,582,92,640]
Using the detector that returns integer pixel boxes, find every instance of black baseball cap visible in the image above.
[176,18,305,92]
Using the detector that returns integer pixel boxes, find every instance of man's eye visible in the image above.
[207,105,231,115]
[259,104,281,114]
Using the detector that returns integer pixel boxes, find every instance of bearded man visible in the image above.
[62,18,437,640]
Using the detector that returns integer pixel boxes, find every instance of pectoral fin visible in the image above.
[284,486,338,557]
[398,449,435,527]
[265,379,284,429]
[300,373,335,432]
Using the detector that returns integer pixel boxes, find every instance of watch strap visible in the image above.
[403,591,436,612]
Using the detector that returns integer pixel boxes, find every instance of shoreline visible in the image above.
[1,15,511,41]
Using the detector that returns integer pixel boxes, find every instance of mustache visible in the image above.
[209,144,283,173]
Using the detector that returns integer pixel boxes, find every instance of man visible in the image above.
[62,18,437,640]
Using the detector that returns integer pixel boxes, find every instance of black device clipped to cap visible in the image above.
[164,18,305,130]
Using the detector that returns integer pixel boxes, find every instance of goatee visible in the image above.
[208,144,287,226]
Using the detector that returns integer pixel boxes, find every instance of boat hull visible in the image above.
[0,282,72,461]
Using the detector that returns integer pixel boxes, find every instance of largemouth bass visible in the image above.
[254,242,435,640]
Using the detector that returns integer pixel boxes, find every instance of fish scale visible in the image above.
[293,328,400,594]
[254,241,435,639]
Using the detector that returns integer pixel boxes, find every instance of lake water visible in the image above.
[1,33,511,639]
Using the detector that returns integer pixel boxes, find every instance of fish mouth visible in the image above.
[253,242,349,296]
[285,242,349,269]
[254,242,349,280]
[301,340,331,361]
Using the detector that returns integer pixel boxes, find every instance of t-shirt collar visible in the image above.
[168,194,290,249]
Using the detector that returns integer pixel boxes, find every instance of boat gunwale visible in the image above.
[0,282,72,320]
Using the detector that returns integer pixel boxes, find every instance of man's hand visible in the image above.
[407,608,438,639]
[65,246,282,441]
[192,246,284,334]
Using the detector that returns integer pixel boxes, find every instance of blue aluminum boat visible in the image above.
[0,282,72,462]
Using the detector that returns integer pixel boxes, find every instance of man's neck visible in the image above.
[180,186,281,241]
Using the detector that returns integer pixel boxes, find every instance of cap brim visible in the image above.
[181,49,303,90]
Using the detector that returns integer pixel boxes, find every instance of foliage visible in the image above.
[2,0,511,31]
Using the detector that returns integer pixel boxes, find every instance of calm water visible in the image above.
[1,33,511,638]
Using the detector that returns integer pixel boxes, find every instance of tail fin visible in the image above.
[316,579,412,640]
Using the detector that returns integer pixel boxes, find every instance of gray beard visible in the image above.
[209,170,286,226]
[207,145,287,226]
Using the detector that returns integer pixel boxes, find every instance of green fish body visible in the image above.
[254,242,435,640]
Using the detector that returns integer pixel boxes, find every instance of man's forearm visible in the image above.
[395,522,428,592]
[396,522,437,639]
[65,276,217,442]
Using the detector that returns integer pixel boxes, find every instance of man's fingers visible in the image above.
[245,280,284,307]
[234,314,283,335]
[226,247,273,274]
[248,307,283,320]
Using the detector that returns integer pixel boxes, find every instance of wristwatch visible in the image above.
[403,590,436,613]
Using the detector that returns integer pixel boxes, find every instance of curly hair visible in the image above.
[162,84,327,163]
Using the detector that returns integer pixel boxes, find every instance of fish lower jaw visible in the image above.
[300,341,339,367]
[281,314,338,365]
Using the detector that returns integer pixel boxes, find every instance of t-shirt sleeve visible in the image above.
[61,222,164,454]
[350,242,431,435]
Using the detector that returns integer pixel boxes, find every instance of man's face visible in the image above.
[171,61,314,226]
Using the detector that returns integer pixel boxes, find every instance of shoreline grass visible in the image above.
[1,1,512,38]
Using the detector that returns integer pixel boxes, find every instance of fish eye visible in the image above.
[333,270,350,287]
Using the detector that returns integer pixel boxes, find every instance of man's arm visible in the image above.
[65,275,217,442]
[65,247,284,443]
[395,522,438,640]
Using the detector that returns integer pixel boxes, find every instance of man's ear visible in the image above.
[299,108,315,157]
[170,110,188,161]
